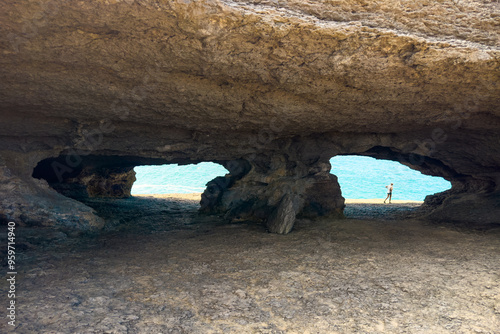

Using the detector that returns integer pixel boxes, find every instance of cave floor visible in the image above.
[1,197,499,333]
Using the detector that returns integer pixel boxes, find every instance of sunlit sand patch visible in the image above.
[134,194,424,205]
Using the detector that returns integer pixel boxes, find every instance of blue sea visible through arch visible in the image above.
[131,156,451,201]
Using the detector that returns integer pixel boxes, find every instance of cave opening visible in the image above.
[30,152,454,232]
[31,156,233,232]
[330,155,452,202]
[330,155,452,219]
[131,162,228,197]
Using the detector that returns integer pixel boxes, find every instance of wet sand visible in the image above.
[1,194,499,333]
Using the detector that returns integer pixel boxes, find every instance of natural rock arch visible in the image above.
[0,0,499,233]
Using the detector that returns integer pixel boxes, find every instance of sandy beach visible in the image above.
[134,193,204,201]
[344,199,423,204]
[134,193,423,205]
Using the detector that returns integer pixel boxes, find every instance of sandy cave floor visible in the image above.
[1,195,499,333]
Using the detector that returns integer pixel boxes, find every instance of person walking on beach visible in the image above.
[384,183,393,204]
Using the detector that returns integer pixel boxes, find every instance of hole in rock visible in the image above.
[330,155,452,219]
[31,158,230,233]
[131,162,228,198]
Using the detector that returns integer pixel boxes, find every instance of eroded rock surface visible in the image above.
[201,157,344,232]
[0,0,499,231]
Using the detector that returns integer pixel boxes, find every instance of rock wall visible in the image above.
[0,153,104,231]
[0,0,499,232]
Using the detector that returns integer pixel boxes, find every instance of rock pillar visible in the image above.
[200,155,345,234]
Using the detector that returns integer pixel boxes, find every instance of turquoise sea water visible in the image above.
[131,163,227,194]
[131,156,451,201]
[330,156,451,201]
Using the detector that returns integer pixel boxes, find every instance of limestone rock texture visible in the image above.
[0,0,499,232]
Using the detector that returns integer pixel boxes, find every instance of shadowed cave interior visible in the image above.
[30,151,458,234]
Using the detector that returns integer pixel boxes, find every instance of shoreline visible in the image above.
[133,193,424,204]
